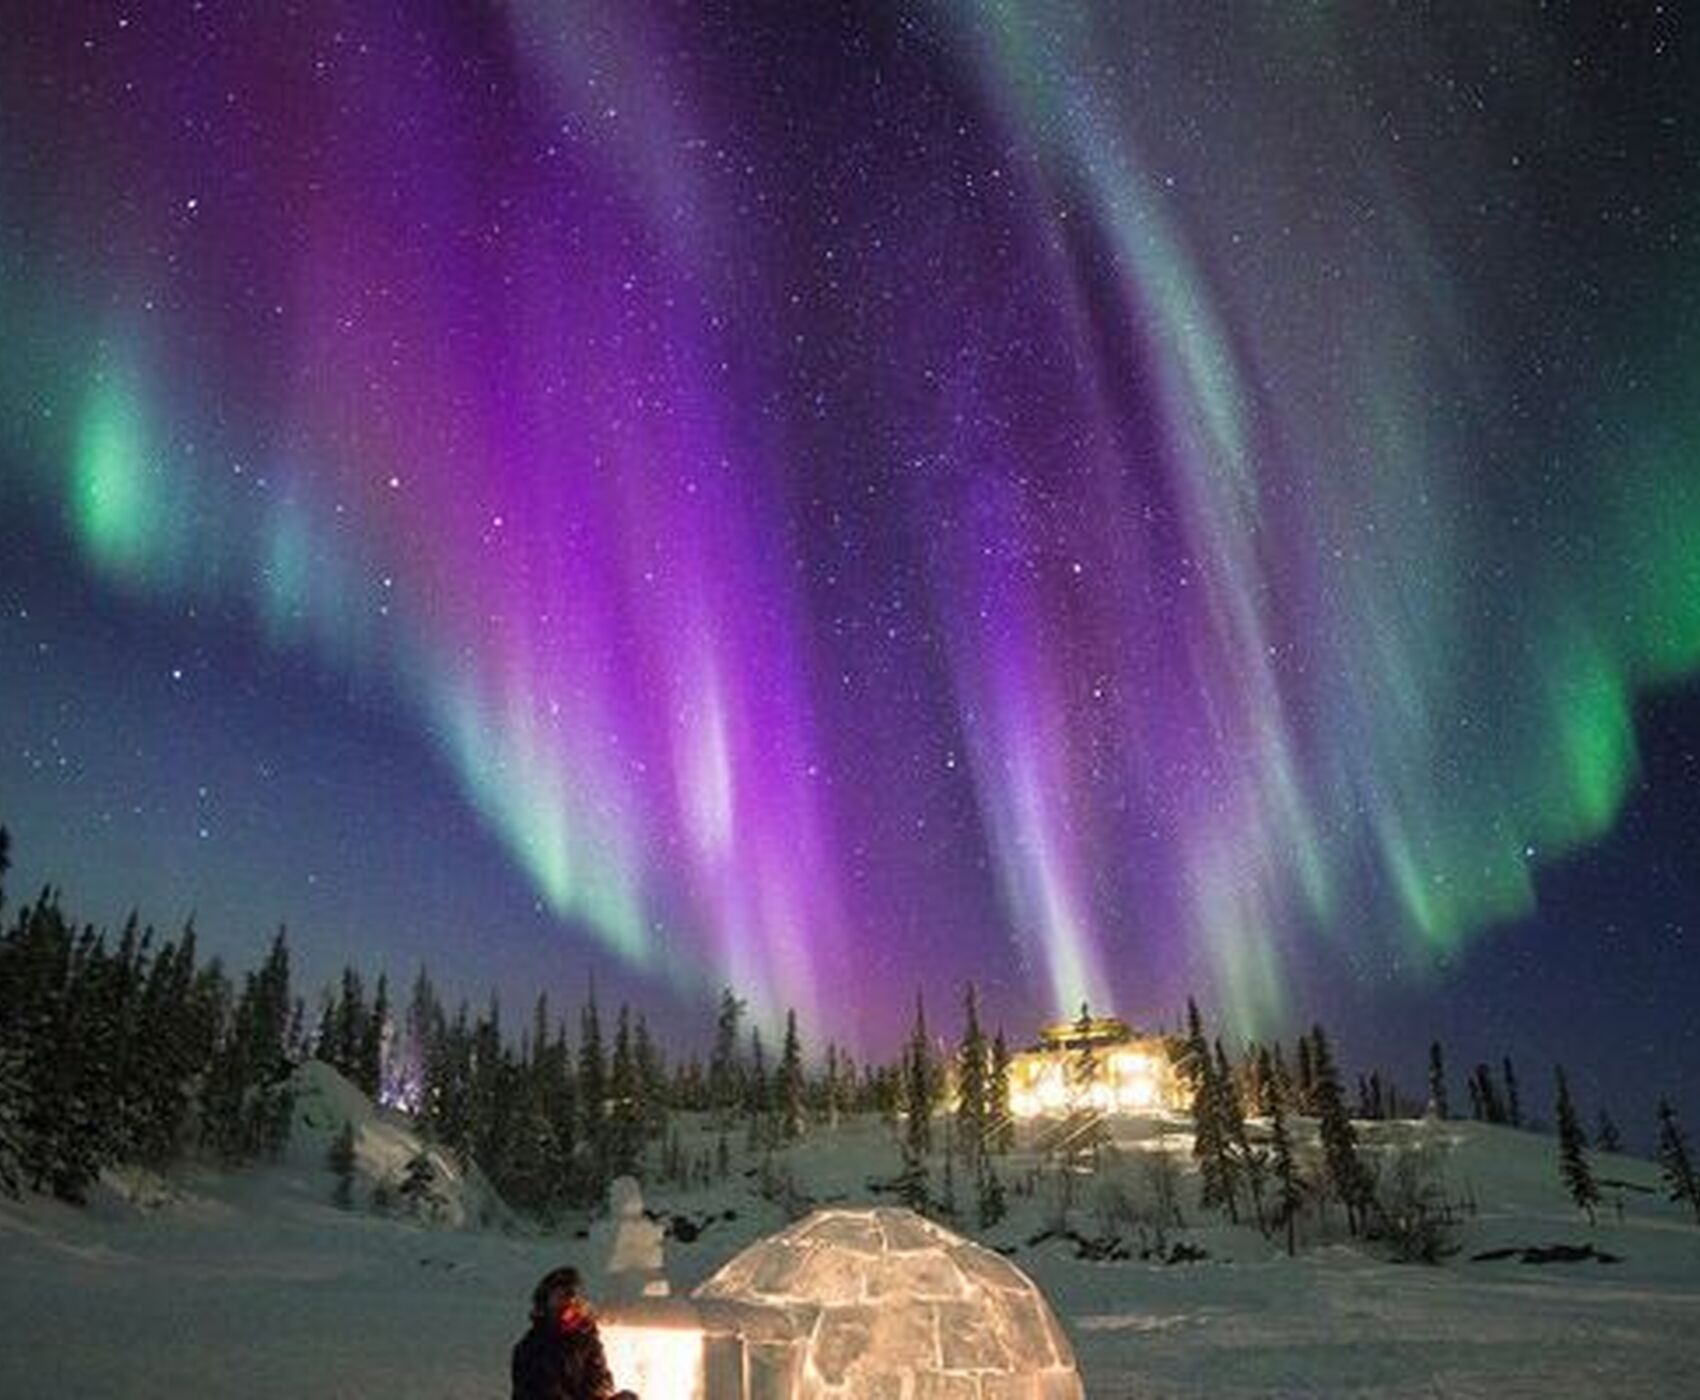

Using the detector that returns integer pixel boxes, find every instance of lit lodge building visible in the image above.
[1007,1013,1183,1119]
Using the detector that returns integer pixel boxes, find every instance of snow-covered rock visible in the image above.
[287,1058,514,1229]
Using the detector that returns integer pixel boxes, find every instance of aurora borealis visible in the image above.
[3,4,1699,1088]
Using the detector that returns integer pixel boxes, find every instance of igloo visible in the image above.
[601,1206,1085,1399]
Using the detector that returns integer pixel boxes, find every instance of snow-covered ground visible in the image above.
[3,1070,1698,1397]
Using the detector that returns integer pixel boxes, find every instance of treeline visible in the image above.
[5,820,1700,1240]
[324,977,946,1221]
[889,987,1014,1229]
[1174,1002,1700,1252]
[0,823,978,1217]
[0,872,299,1201]
[0,819,1027,1223]
[1175,1000,1382,1252]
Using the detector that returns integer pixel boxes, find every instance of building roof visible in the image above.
[1035,1014,1140,1050]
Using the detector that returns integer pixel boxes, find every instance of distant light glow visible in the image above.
[1009,1039,1179,1119]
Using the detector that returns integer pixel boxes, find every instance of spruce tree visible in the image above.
[1310,1024,1370,1235]
[91,917,142,1165]
[6,895,83,1198]
[1189,1027,1236,1221]
[1178,1003,1239,1221]
[1296,1032,1318,1115]
[397,1149,439,1219]
[1554,1065,1598,1224]
[333,966,366,1084]
[1061,1004,1108,1172]
[201,929,295,1166]
[779,1009,805,1143]
[360,973,388,1102]
[425,1002,472,1161]
[608,1005,642,1178]
[1070,1003,1099,1099]
[401,967,442,1115]
[989,1030,1014,1153]
[504,1001,562,1218]
[897,993,934,1209]
[1186,1026,1222,1186]
[1270,1042,1294,1112]
[0,1040,24,1198]
[1471,1064,1505,1124]
[1427,1041,1449,1119]
[957,985,989,1174]
[1268,1089,1304,1256]
[1254,1044,1280,1118]
[940,1135,958,1219]
[904,992,934,1156]
[672,1055,706,1114]
[543,1021,578,1209]
[468,996,507,1180]
[1218,1039,1259,1228]
[578,990,608,1190]
[134,926,199,1165]
[708,989,745,1127]
[1595,1109,1623,1156]
[1655,1098,1700,1223]
[896,1126,930,1214]
[975,1153,1007,1228]
[746,1026,770,1142]
[1502,1056,1522,1128]
[823,1043,844,1131]
[634,1013,666,1137]
[1242,1041,1269,1119]
[1180,998,1211,1100]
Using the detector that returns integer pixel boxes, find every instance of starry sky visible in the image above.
[2,4,1698,1126]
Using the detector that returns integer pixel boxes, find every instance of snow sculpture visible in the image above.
[690,1205,1085,1398]
[596,1175,669,1302]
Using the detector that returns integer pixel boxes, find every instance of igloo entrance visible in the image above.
[601,1206,1085,1399]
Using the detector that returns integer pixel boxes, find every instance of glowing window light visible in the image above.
[601,1318,705,1400]
[1009,1034,1177,1118]
[1113,1051,1151,1079]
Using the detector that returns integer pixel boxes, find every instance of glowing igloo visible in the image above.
[692,1206,1085,1399]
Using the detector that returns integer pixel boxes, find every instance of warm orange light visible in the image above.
[1008,1036,1175,1118]
[600,1321,705,1400]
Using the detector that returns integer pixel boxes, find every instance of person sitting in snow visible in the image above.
[511,1266,638,1400]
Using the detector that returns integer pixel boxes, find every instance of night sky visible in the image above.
[2,4,1698,1131]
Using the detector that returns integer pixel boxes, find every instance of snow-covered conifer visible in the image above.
[1554,1065,1598,1224]
[1656,1098,1700,1223]
[1427,1041,1449,1120]
[1311,1024,1371,1235]
[956,984,989,1172]
[1268,1090,1304,1256]
[779,1009,805,1143]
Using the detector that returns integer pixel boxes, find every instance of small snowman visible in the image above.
[594,1175,669,1302]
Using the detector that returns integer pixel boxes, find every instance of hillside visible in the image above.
[1,1072,1697,1397]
